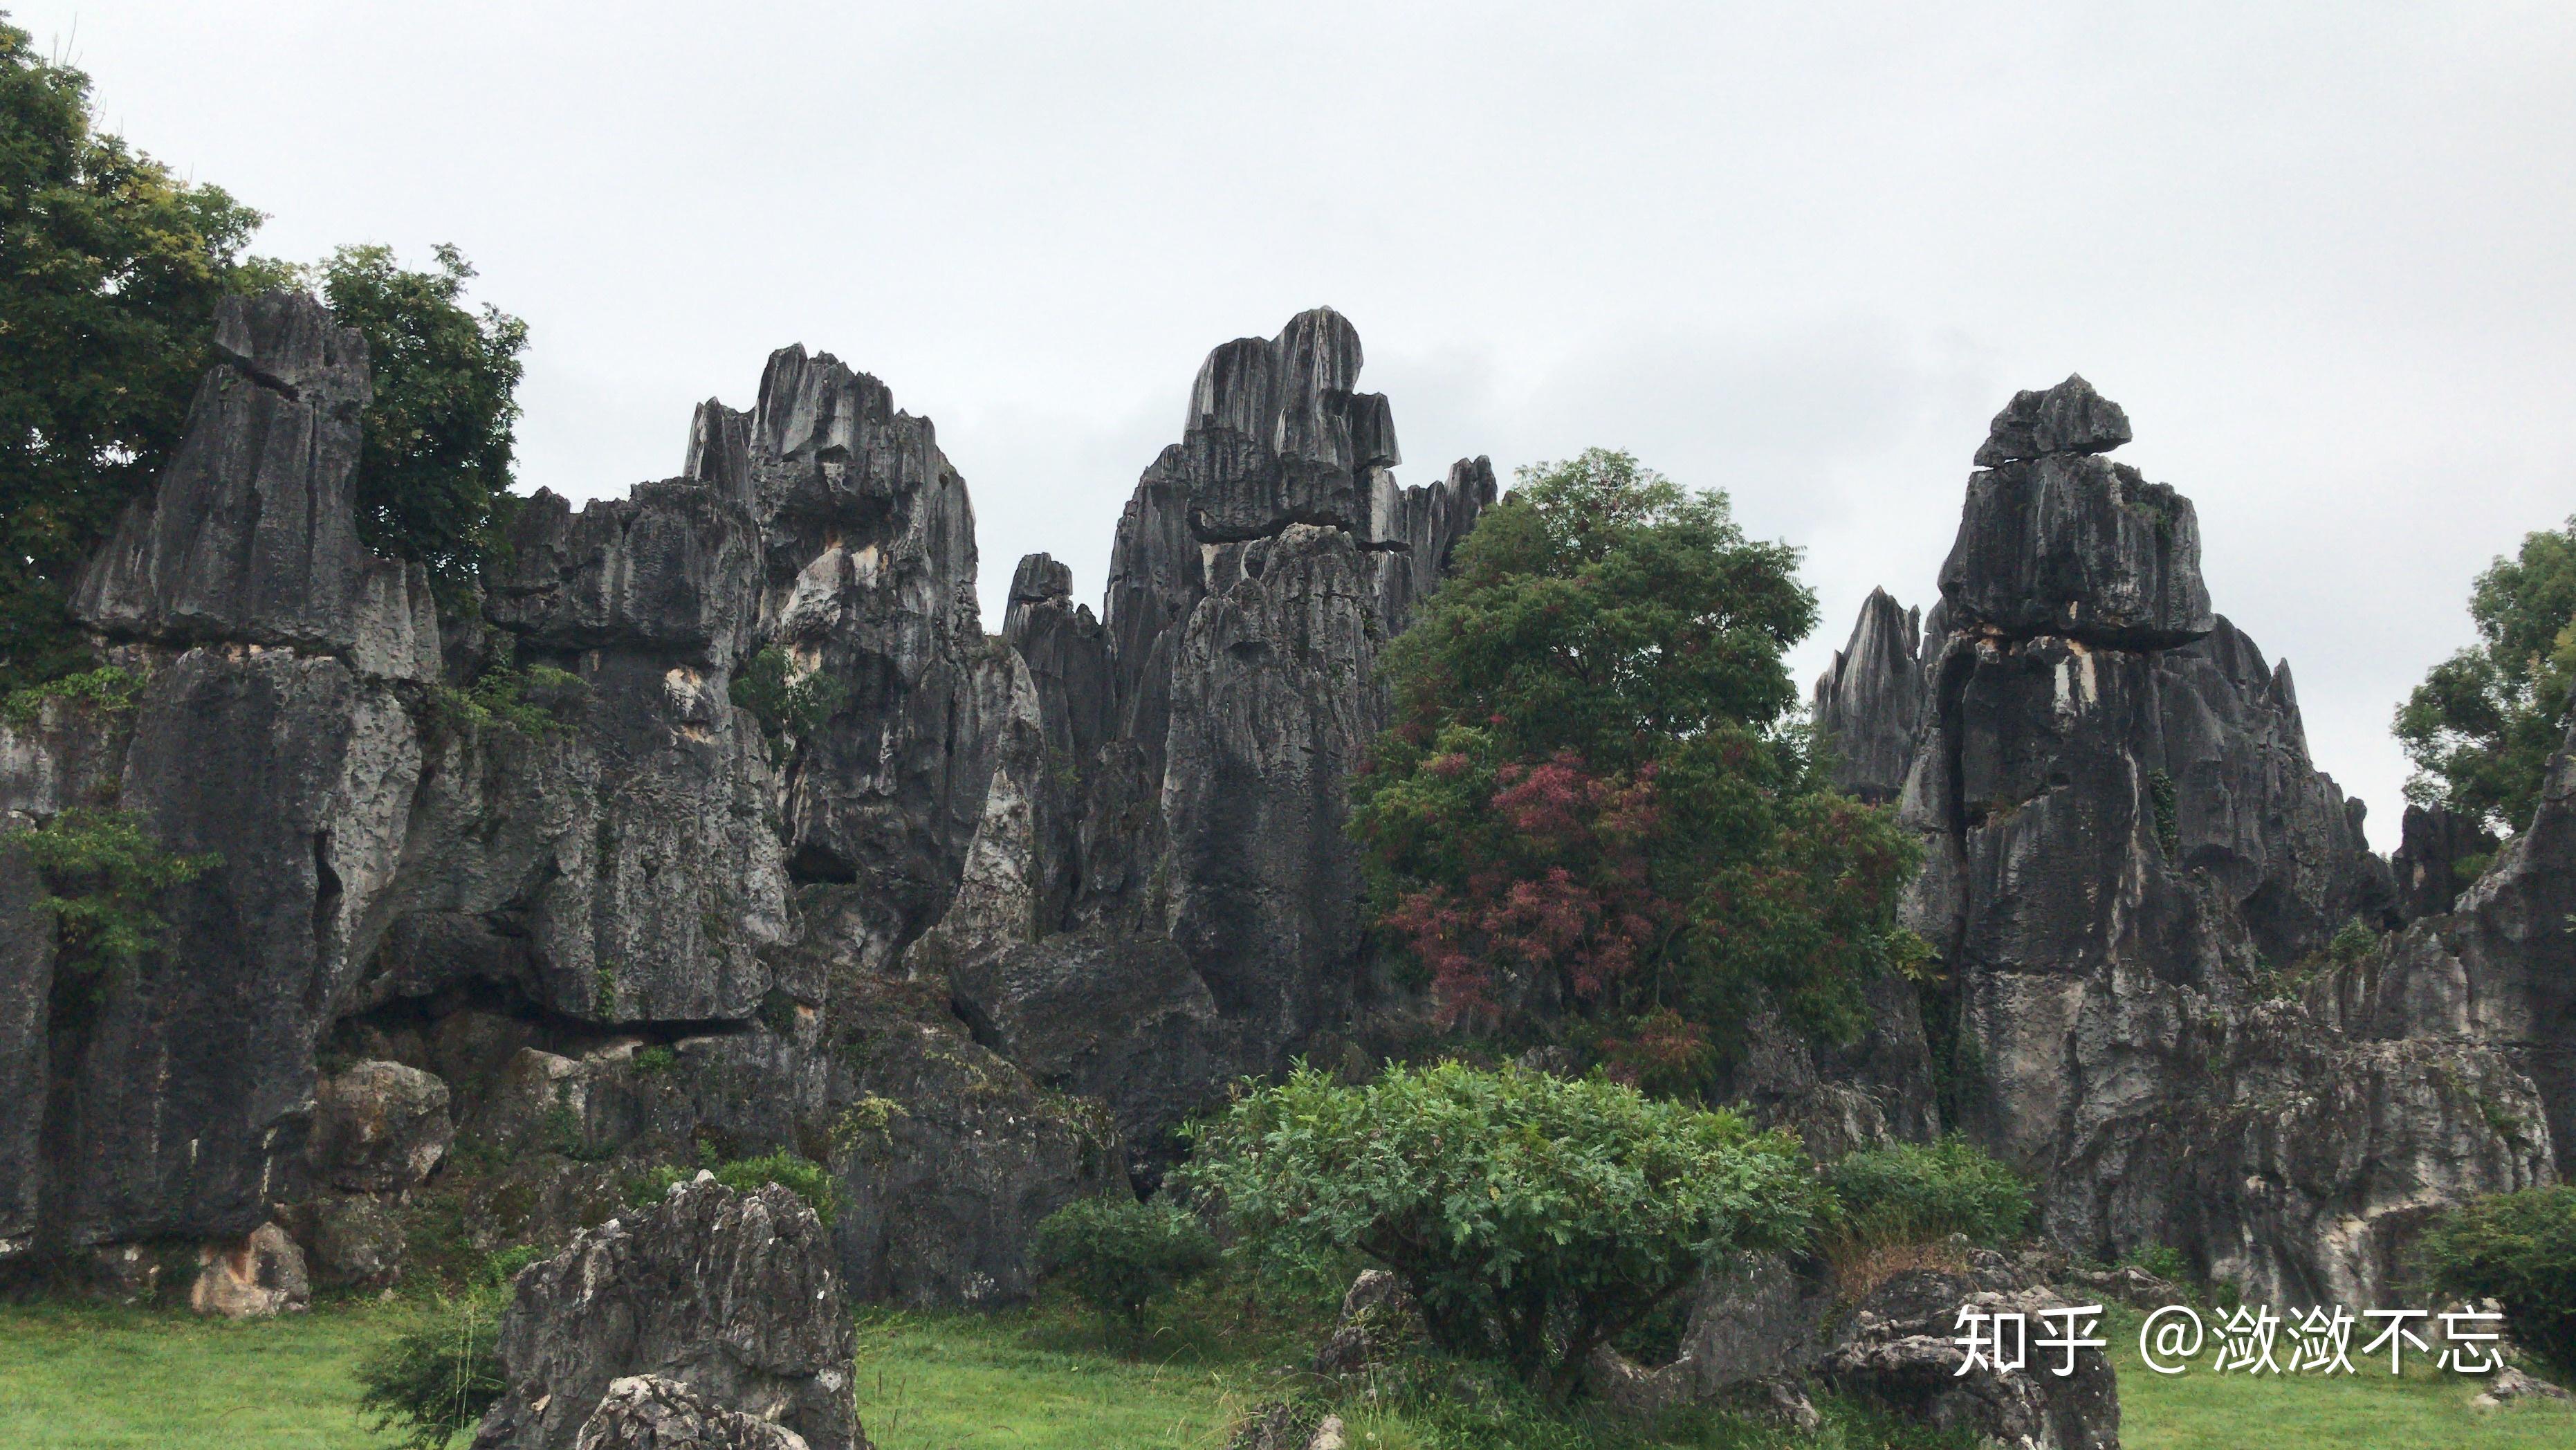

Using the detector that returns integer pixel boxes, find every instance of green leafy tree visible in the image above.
[0,21,270,692]
[1033,1195,1222,1333]
[2418,1184,2576,1379]
[2397,517,2576,835]
[312,243,528,600]
[1351,449,1923,1088]
[1179,1061,1822,1399]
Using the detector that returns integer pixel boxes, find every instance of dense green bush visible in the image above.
[353,1294,506,1450]
[1181,1061,1821,1399]
[626,1150,839,1226]
[2419,1184,2576,1378]
[1034,1195,1222,1332]
[1825,1137,2032,1249]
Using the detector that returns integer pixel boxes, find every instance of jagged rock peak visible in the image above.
[68,288,440,681]
[1971,373,2133,468]
[1937,377,2212,649]
[1010,553,1074,607]
[1173,306,1401,542]
[1812,587,1922,803]
[751,344,912,464]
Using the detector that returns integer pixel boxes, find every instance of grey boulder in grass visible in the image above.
[472,1177,860,1450]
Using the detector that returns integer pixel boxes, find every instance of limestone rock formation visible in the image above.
[474,1178,857,1450]
[1819,376,2548,1307]
[934,311,1493,1166]
[1812,587,1922,802]
[574,1376,823,1450]
[1819,1267,2119,1450]
[71,292,441,682]
[188,1222,310,1319]
[313,1060,454,1193]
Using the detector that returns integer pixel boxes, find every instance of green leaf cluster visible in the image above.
[1033,1195,1222,1332]
[427,637,582,738]
[2397,516,2576,835]
[1179,1061,1821,1399]
[309,243,528,602]
[0,663,141,724]
[0,24,270,693]
[2418,1183,2576,1379]
[729,645,849,741]
[16,806,219,977]
[1823,1137,2032,1249]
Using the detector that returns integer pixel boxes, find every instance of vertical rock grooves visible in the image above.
[1818,374,2555,1307]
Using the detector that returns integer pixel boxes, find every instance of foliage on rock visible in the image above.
[729,645,849,741]
[0,23,273,692]
[1824,1137,2032,1251]
[1034,1195,1222,1332]
[15,806,219,978]
[1180,1061,1821,1399]
[627,1150,840,1227]
[2418,1184,2576,1379]
[1351,449,1923,1088]
[2397,515,2576,835]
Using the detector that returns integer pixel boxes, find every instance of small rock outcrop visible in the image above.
[1820,1267,2118,1450]
[473,1179,857,1450]
[188,1221,310,1319]
[574,1376,825,1450]
[313,1060,453,1193]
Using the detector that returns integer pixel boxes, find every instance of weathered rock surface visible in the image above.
[1813,587,1922,803]
[1937,376,2210,650]
[313,1060,453,1193]
[474,1179,856,1450]
[71,293,440,682]
[575,1376,822,1450]
[1819,377,2551,1308]
[189,1221,310,1319]
[1820,1268,2118,1450]
[2390,801,2496,924]
[931,311,1493,1163]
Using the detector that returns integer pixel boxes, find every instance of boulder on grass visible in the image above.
[1819,1268,2117,1450]
[190,1222,310,1318]
[472,1177,858,1450]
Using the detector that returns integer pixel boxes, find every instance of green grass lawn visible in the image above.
[3,1298,2574,1449]
[2105,1306,2576,1450]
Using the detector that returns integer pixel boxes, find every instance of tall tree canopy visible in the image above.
[2396,517,2576,836]
[0,20,267,691]
[315,243,526,599]
[1350,449,1923,1091]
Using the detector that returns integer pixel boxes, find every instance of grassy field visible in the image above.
[3,1298,2574,1449]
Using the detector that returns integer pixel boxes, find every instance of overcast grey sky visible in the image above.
[29,2,2575,847]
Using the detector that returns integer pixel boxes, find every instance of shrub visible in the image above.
[730,646,849,740]
[1180,1061,1821,1399]
[1825,1137,2032,1251]
[2328,917,2380,966]
[353,1294,506,1450]
[2418,1184,2576,1378]
[1,664,143,724]
[1033,1195,1221,1332]
[626,1150,839,1227]
[15,807,220,981]
[634,1045,677,1074]
[427,637,582,738]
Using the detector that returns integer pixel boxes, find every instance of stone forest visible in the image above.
[6,273,2574,1449]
